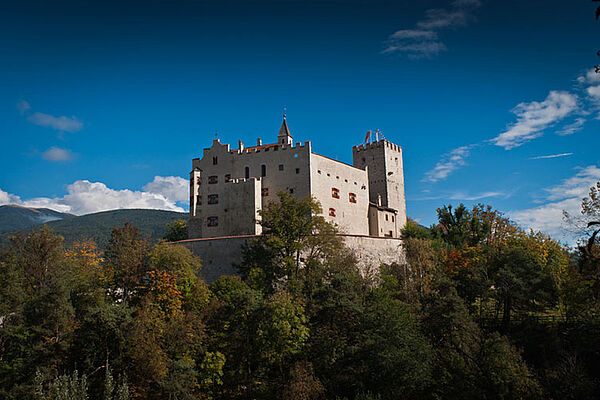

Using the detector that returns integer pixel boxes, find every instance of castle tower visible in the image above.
[352,137,407,234]
[277,114,293,146]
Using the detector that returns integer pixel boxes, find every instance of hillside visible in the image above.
[1,208,187,250]
[0,205,74,234]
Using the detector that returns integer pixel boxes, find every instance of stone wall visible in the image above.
[175,234,405,283]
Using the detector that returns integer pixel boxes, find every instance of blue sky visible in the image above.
[1,0,599,241]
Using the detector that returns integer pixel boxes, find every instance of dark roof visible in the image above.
[278,116,292,138]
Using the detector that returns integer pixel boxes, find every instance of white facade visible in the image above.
[188,116,407,239]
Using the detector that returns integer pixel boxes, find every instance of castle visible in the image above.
[183,115,407,281]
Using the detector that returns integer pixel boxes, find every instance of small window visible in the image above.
[262,188,269,197]
[207,216,218,227]
[349,193,357,203]
[327,173,330,177]
[392,216,395,222]
[261,165,266,177]
[318,170,321,174]
[279,164,284,171]
[332,188,340,199]
[345,179,348,183]
[197,195,202,205]
[208,175,218,184]
[212,156,218,165]
[208,194,218,204]
[385,214,388,221]
[274,146,279,151]
[196,176,202,185]
[225,174,231,182]
[336,176,339,179]
[329,208,336,217]
[245,167,249,179]
[289,188,294,194]
[295,168,300,174]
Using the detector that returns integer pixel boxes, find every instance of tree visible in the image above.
[163,220,188,242]
[104,223,150,304]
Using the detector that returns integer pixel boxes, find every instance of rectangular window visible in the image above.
[289,188,294,194]
[262,188,269,197]
[208,194,218,204]
[212,156,218,165]
[296,168,300,174]
[197,195,202,205]
[329,208,336,217]
[207,216,218,227]
[279,164,284,171]
[245,167,250,179]
[331,187,340,199]
[208,175,218,184]
[261,165,266,177]
[196,176,202,185]
[225,174,231,182]
[349,193,357,203]
[385,214,388,221]
[392,216,395,222]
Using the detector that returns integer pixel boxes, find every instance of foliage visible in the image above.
[3,194,600,400]
[163,220,189,242]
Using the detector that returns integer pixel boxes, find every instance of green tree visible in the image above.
[104,222,150,304]
[163,220,188,242]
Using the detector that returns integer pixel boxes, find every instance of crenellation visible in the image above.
[187,116,408,279]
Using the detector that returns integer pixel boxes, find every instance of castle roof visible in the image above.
[278,115,292,138]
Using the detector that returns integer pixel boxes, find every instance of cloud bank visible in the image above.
[0,176,189,215]
[511,165,600,240]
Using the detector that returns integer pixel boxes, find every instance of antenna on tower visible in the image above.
[363,129,386,144]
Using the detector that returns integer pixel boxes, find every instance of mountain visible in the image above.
[0,208,188,250]
[0,205,74,234]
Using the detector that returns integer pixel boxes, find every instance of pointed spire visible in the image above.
[278,112,293,145]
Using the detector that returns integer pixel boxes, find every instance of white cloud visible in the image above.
[529,152,573,160]
[143,176,188,204]
[17,100,31,115]
[27,112,83,132]
[383,0,482,57]
[557,118,585,136]
[492,91,579,150]
[423,145,475,182]
[42,146,75,162]
[0,189,22,206]
[0,176,189,215]
[510,165,600,240]
[577,69,600,85]
[587,85,600,99]
[414,190,507,201]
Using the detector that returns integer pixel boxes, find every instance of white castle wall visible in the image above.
[176,234,405,283]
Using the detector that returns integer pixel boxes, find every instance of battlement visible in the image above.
[226,141,311,155]
[352,140,401,153]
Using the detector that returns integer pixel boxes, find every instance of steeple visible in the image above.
[277,113,293,146]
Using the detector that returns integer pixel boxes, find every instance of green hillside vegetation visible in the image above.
[1,188,599,400]
[0,205,74,234]
[0,208,187,250]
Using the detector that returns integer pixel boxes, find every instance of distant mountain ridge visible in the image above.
[0,207,187,250]
[0,205,74,234]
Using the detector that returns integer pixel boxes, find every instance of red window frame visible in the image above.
[329,208,336,217]
[207,216,218,227]
[196,176,202,185]
[225,174,232,182]
[331,188,340,199]
[261,188,269,197]
[208,194,218,204]
[208,175,218,184]
[349,193,357,203]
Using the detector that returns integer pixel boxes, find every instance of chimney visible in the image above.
[239,140,244,151]
[257,138,262,146]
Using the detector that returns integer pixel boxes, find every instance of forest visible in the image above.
[1,183,599,400]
